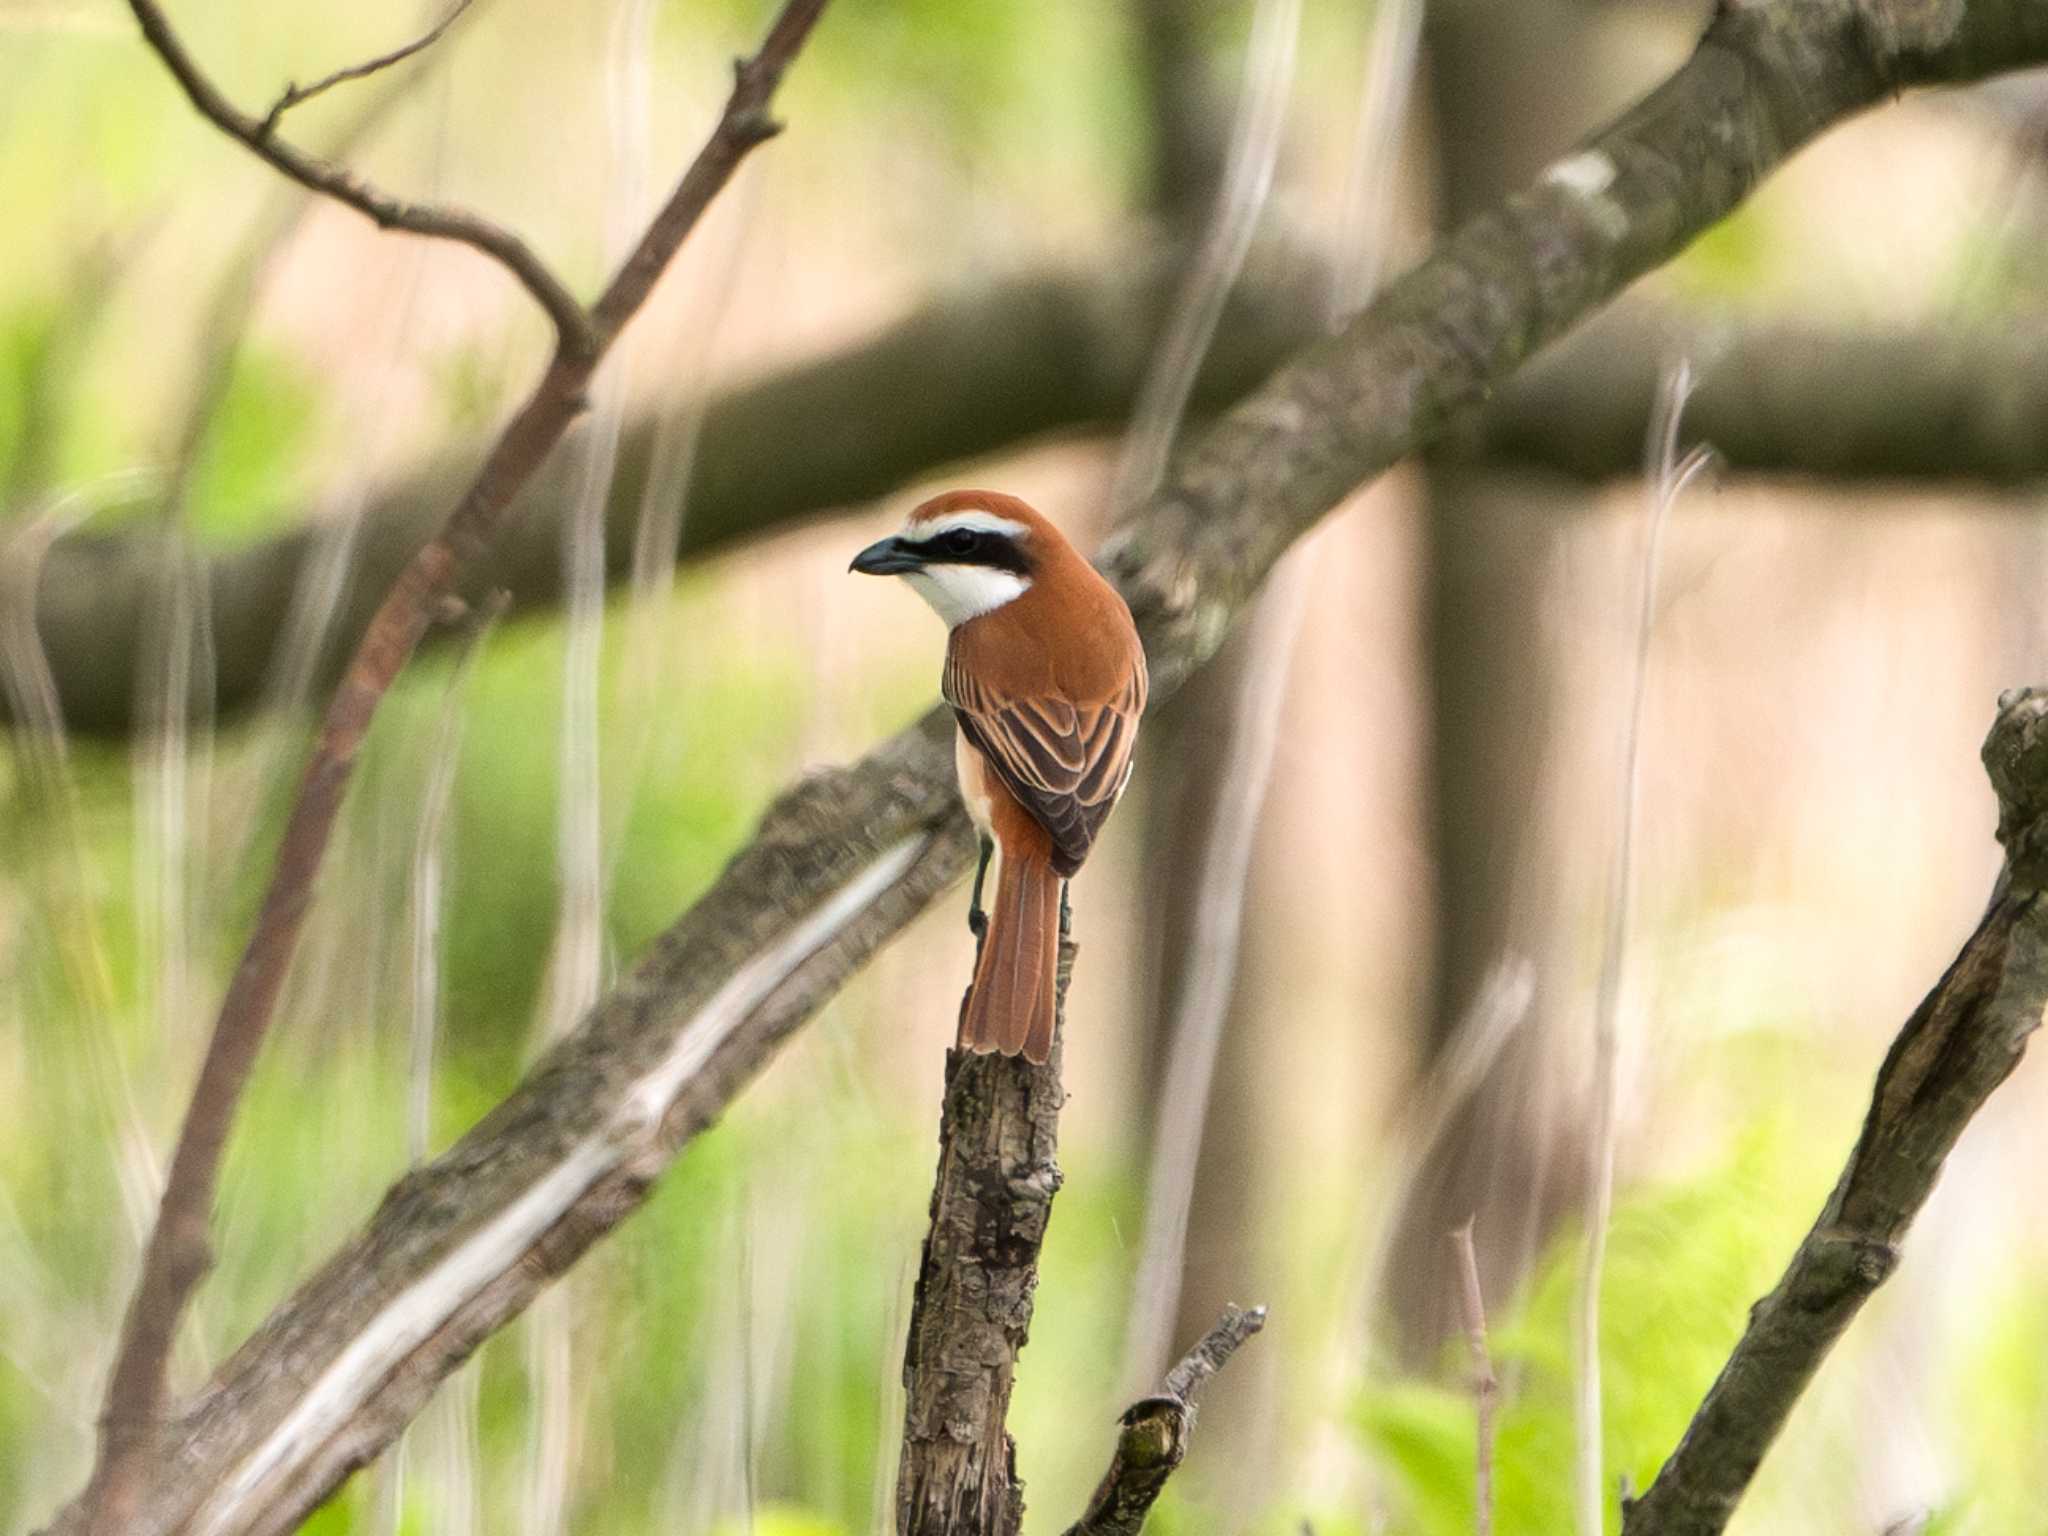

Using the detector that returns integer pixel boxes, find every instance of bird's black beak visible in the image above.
[849,536,922,576]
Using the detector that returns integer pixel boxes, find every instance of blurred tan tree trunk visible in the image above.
[1134,623,1270,1324]
[1126,0,1225,1130]
[1381,0,1610,1355]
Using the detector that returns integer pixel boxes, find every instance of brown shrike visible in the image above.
[851,490,1147,1064]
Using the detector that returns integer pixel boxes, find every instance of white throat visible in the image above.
[904,565,1030,627]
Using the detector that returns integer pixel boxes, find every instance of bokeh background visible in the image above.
[5,0,2048,1532]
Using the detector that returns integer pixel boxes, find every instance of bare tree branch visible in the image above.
[124,0,591,352]
[1467,300,2048,484]
[896,901,1075,1536]
[257,0,477,137]
[81,4,829,1530]
[12,245,1323,738]
[1104,0,2048,699]
[1066,1304,1268,1536]
[1622,688,2048,1535]
[23,280,2048,742]
[35,4,2048,1529]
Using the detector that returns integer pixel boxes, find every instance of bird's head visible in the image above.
[849,490,1052,628]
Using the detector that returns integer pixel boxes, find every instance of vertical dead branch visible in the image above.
[896,880,1263,1536]
[895,899,1074,1536]
[1623,689,2048,1535]
[1067,1303,1267,1536]
[85,4,830,1529]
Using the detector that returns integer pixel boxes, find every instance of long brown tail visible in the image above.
[961,847,1061,1065]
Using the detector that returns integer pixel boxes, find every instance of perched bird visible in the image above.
[851,490,1147,1063]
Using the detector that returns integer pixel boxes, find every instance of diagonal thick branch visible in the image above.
[38,3,2048,1531]
[1622,687,2048,1535]
[80,3,829,1532]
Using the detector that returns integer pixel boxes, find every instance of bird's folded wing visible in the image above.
[943,659,1142,873]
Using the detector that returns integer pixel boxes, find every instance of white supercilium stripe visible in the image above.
[903,509,1028,542]
[192,833,928,1536]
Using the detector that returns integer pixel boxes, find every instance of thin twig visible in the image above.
[1068,1304,1268,1536]
[1161,1300,1266,1403]
[589,0,828,343]
[123,0,591,353]
[82,6,829,1530]
[257,0,476,137]
[1449,1221,1497,1536]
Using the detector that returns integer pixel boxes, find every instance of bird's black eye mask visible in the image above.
[899,526,1032,575]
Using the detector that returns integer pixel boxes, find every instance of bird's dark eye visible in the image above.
[944,528,979,556]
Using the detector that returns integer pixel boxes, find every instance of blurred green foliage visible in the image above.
[1353,1095,2048,1536]
[1357,1116,1820,1535]
[6,2,2048,1533]
[183,349,329,544]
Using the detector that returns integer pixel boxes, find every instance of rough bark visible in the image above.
[895,903,1073,1536]
[1623,686,2048,1535]
[34,5,2048,1527]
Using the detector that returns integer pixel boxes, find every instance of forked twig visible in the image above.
[258,0,478,137]
[83,4,830,1530]
[125,0,589,350]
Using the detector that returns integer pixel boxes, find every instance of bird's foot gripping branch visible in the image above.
[1623,688,2048,1536]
